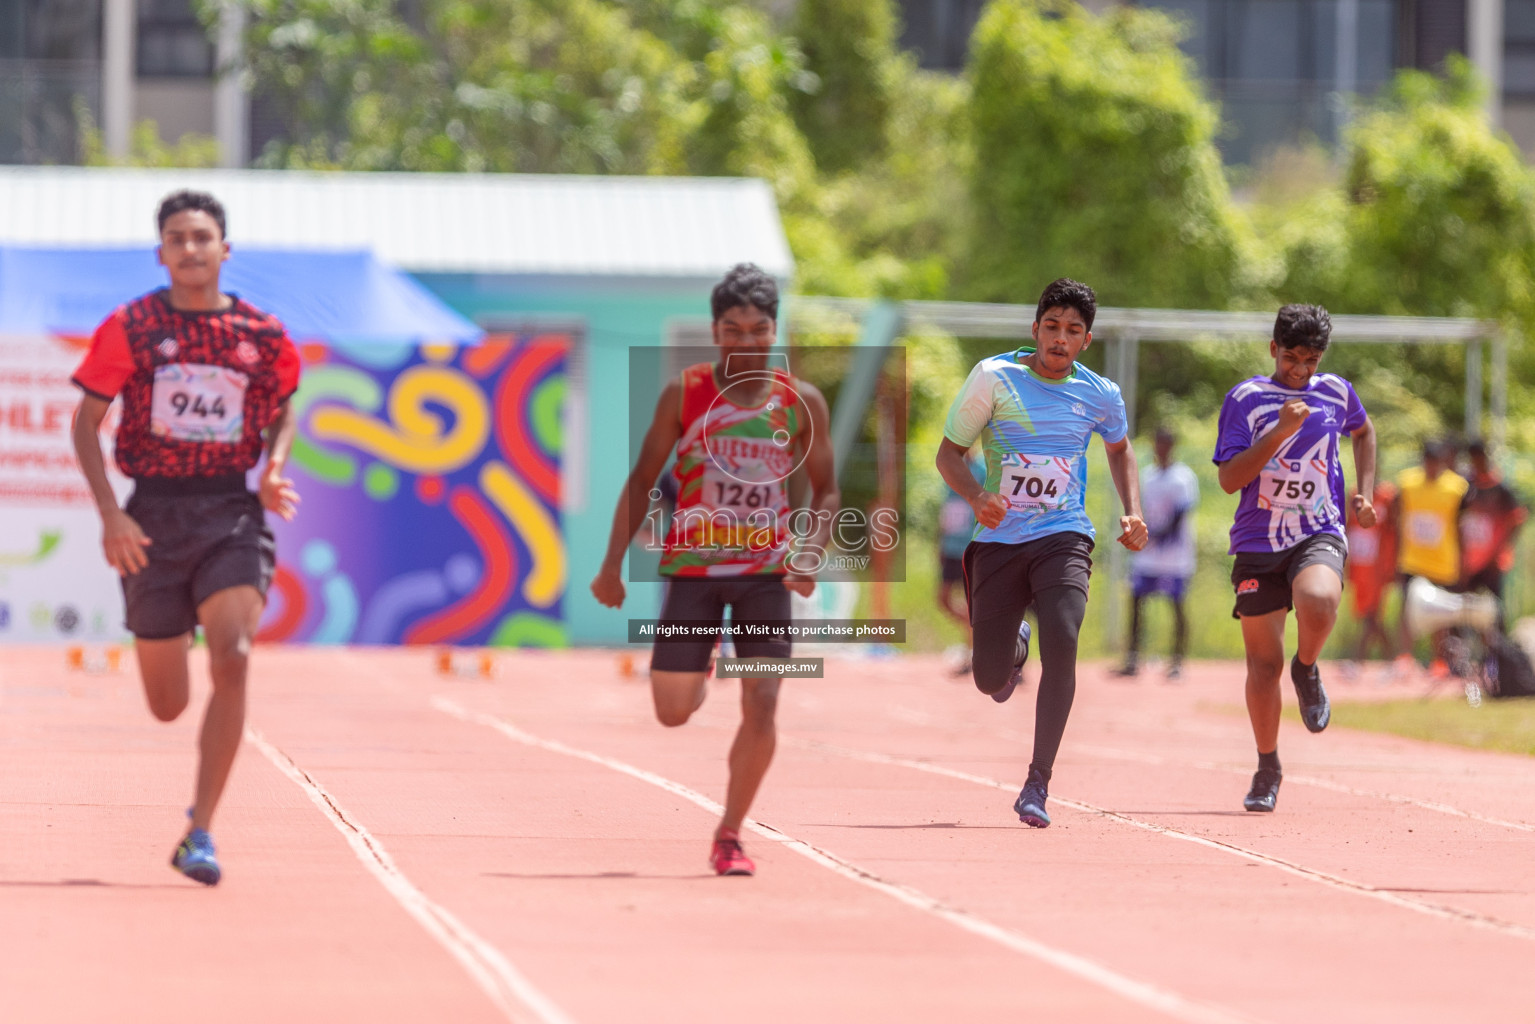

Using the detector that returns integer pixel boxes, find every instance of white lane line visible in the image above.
[1074,742,1535,835]
[246,728,575,1024]
[797,739,1535,943]
[432,697,1258,1024]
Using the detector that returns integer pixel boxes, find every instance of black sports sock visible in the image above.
[1258,750,1281,773]
[1027,762,1052,785]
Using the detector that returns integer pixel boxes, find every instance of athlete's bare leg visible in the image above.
[651,669,781,837]
[1292,563,1342,666]
[651,669,709,726]
[719,677,780,836]
[135,634,193,722]
[937,580,970,638]
[1240,609,1288,754]
[189,585,264,833]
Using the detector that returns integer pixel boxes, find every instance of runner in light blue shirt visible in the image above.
[936,278,1147,828]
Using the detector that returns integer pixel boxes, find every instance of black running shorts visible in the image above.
[650,576,793,673]
[962,532,1095,627]
[121,482,276,640]
[1230,533,1346,619]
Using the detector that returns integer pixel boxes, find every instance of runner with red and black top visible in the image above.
[1458,438,1526,626]
[70,190,301,886]
[590,263,838,876]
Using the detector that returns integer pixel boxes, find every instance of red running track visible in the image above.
[2,647,1532,1023]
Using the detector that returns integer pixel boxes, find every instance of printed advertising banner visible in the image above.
[0,247,564,647]
[258,335,568,647]
[0,333,567,647]
[0,333,131,643]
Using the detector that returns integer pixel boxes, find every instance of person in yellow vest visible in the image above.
[1390,439,1469,675]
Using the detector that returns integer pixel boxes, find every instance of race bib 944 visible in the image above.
[150,363,248,443]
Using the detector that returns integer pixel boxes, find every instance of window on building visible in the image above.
[137,0,213,77]
[1144,0,1397,162]
[0,0,102,163]
[1506,0,1535,97]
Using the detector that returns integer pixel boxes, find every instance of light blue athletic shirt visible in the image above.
[943,348,1129,546]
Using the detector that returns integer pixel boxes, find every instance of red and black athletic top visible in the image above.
[72,290,301,482]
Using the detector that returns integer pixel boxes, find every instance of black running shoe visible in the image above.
[991,620,1032,704]
[1243,767,1282,812]
[1013,768,1050,827]
[1290,656,1330,733]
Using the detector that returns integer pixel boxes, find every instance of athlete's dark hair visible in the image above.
[711,263,778,322]
[157,189,227,239]
[1467,437,1489,460]
[1422,437,1454,462]
[1273,303,1331,351]
[1034,278,1096,331]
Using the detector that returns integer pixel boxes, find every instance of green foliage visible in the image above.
[1264,56,1535,445]
[210,0,956,301]
[788,0,897,174]
[76,100,221,168]
[1285,57,1535,323]
[964,0,1255,308]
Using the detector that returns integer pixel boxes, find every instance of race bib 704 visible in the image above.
[150,363,248,443]
[997,454,1076,511]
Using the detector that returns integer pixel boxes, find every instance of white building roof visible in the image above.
[0,166,794,279]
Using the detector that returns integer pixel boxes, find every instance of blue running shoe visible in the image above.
[171,829,221,886]
[1013,768,1050,827]
[991,620,1032,704]
[1290,656,1330,733]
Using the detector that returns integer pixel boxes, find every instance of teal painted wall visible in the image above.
[414,273,715,646]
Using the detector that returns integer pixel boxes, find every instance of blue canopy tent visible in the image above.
[0,247,568,649]
[0,246,481,341]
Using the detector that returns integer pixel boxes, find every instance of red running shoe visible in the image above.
[710,830,755,876]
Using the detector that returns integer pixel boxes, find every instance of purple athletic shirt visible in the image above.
[1213,373,1367,554]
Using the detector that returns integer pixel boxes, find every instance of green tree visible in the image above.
[964,0,1254,308]
[1285,58,1535,323]
[787,0,897,174]
[1274,57,1535,443]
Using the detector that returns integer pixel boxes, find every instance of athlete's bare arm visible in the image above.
[260,401,300,521]
[937,437,1006,529]
[1103,436,1148,550]
[1217,398,1311,494]
[72,394,151,575]
[591,380,683,609]
[1350,417,1378,529]
[785,381,839,597]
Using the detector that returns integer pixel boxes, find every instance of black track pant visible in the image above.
[964,534,1093,776]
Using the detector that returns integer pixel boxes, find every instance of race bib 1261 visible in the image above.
[150,363,248,443]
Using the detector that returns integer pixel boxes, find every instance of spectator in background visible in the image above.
[1392,439,1468,676]
[1114,427,1199,680]
[1458,438,1526,629]
[1344,481,1398,674]
[938,448,987,675]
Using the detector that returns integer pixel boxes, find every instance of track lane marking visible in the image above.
[1074,742,1535,834]
[246,728,575,1024]
[433,697,1259,1024]
[795,738,1535,943]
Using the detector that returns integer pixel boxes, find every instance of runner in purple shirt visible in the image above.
[1213,304,1377,813]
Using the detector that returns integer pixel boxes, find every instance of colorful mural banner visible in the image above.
[0,333,132,643]
[258,334,568,648]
